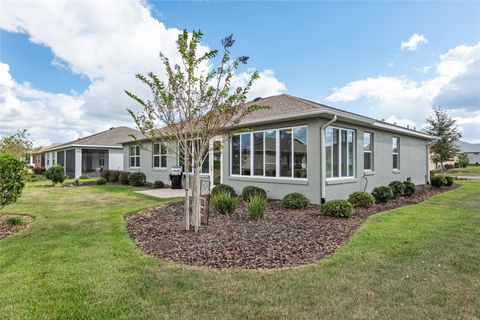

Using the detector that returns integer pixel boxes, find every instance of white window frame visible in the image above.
[129,145,140,168]
[326,126,356,180]
[229,125,308,180]
[392,136,400,170]
[152,142,167,169]
[363,132,373,172]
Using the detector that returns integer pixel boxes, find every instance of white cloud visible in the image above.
[401,33,429,51]
[232,69,286,100]
[326,42,480,143]
[0,1,285,146]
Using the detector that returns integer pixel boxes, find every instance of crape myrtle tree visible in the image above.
[424,107,461,172]
[126,30,263,232]
[0,130,34,160]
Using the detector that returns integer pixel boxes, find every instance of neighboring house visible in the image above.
[32,143,62,169]
[122,94,435,203]
[34,127,142,178]
[457,141,480,165]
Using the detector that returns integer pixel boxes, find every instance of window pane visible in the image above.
[332,129,339,177]
[241,133,251,176]
[130,157,135,167]
[364,133,372,151]
[153,156,160,167]
[253,132,264,176]
[136,157,140,167]
[153,143,160,155]
[326,128,332,178]
[364,152,371,170]
[392,137,399,153]
[293,127,307,178]
[201,153,209,174]
[348,131,354,177]
[161,156,167,168]
[341,130,348,177]
[160,143,167,155]
[265,130,276,177]
[280,129,292,177]
[231,135,240,175]
[393,154,399,169]
[136,146,140,156]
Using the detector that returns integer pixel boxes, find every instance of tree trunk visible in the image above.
[192,167,201,232]
[184,152,190,231]
[440,161,444,173]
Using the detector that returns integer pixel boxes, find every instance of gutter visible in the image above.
[320,115,337,203]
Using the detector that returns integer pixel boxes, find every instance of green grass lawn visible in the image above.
[0,182,479,319]
[444,165,480,177]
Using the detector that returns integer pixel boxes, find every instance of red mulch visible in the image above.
[126,185,457,269]
[0,215,34,240]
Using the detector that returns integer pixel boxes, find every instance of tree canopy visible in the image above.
[0,130,34,159]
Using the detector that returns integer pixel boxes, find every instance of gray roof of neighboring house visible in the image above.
[457,140,480,153]
[45,126,143,151]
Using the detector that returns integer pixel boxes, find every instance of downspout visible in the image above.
[320,115,337,204]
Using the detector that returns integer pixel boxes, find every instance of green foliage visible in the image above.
[457,153,469,168]
[0,153,26,210]
[128,172,146,186]
[73,178,80,186]
[32,167,45,175]
[100,170,110,181]
[388,181,406,198]
[320,199,353,218]
[247,195,267,220]
[0,129,34,159]
[445,176,454,187]
[79,175,90,180]
[241,186,267,202]
[282,192,310,209]
[444,164,454,170]
[431,176,447,188]
[211,184,236,197]
[212,191,237,215]
[108,170,120,183]
[371,186,394,203]
[153,180,164,188]
[348,191,375,208]
[45,165,66,185]
[96,178,107,185]
[403,181,416,196]
[119,171,130,185]
[5,216,23,225]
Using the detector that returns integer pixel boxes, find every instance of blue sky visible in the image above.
[1,1,479,144]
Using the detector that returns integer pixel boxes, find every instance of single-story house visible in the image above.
[122,94,435,203]
[34,126,142,178]
[457,141,480,165]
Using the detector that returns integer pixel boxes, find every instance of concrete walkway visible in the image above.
[453,176,480,180]
[135,188,190,198]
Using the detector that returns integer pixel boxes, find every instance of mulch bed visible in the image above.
[126,185,457,269]
[0,215,34,240]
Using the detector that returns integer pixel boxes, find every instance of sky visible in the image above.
[1,1,479,146]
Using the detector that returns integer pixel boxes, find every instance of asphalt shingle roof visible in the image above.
[53,126,143,149]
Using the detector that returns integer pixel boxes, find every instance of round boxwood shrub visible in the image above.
[118,171,130,185]
[153,180,164,188]
[241,185,267,202]
[96,178,107,185]
[282,192,310,209]
[128,172,146,186]
[388,181,406,198]
[6,216,23,225]
[431,175,447,188]
[348,191,375,208]
[445,176,454,187]
[100,169,110,181]
[403,181,416,196]
[320,199,353,218]
[107,170,120,183]
[45,165,66,185]
[371,186,394,203]
[212,191,237,215]
[211,184,236,198]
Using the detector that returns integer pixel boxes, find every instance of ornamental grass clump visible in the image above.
[320,199,353,218]
[348,191,375,208]
[247,195,267,220]
[212,191,237,215]
[282,192,310,209]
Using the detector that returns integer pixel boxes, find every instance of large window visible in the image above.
[230,126,307,179]
[363,132,373,171]
[325,127,355,179]
[153,143,167,168]
[129,145,140,168]
[392,137,400,170]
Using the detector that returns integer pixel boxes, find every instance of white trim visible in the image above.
[152,142,167,169]
[363,131,374,172]
[129,145,140,168]
[210,136,223,188]
[392,136,400,170]
[45,144,123,152]
[325,126,356,180]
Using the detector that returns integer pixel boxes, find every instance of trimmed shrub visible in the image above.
[348,191,375,208]
[371,186,394,203]
[0,154,26,209]
[153,180,164,188]
[32,167,45,175]
[211,184,236,198]
[212,191,237,215]
[320,199,353,218]
[128,172,146,186]
[108,170,120,183]
[45,165,66,185]
[6,217,23,225]
[96,178,107,185]
[388,181,406,198]
[445,176,454,187]
[241,185,267,202]
[247,195,267,220]
[431,175,447,188]
[79,175,90,180]
[444,164,454,170]
[100,170,110,181]
[118,171,130,185]
[403,181,416,196]
[282,192,310,209]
